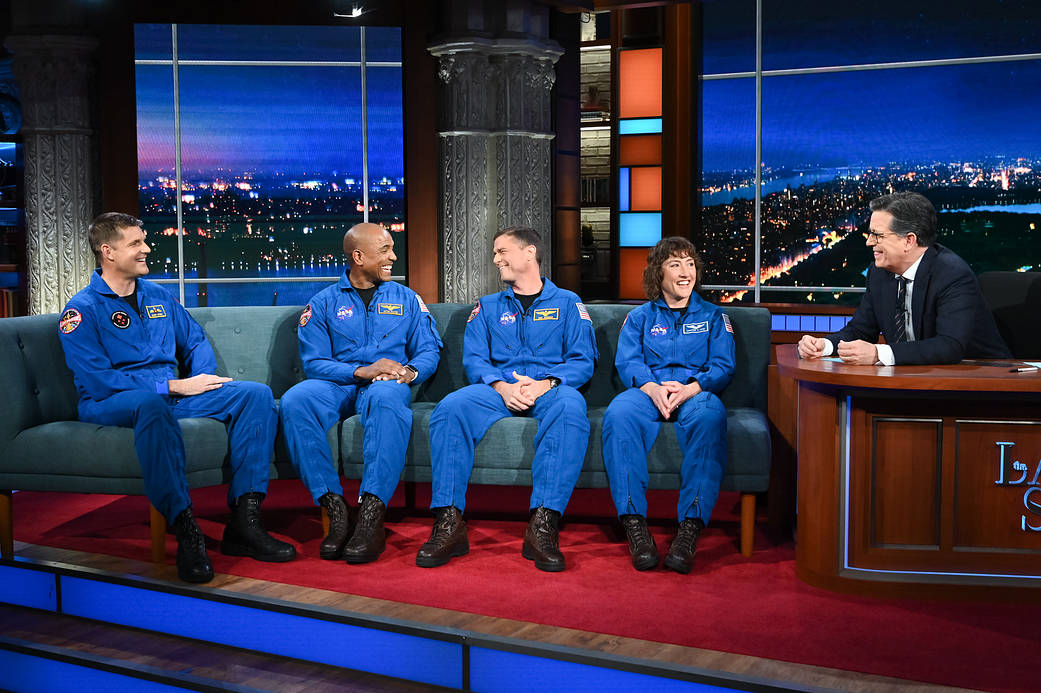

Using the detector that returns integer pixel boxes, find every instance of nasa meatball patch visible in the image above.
[299,304,313,327]
[59,308,82,334]
[110,310,131,329]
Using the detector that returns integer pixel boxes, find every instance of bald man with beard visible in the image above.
[280,223,442,565]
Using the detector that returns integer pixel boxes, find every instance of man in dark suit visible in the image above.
[798,192,1010,365]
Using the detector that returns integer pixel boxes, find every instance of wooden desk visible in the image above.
[776,345,1041,598]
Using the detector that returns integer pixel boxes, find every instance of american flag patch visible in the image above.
[417,295,429,313]
[576,302,591,322]
[722,313,733,333]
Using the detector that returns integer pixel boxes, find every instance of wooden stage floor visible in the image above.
[1,540,980,693]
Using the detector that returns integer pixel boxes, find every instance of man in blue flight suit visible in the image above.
[280,223,442,564]
[602,237,734,573]
[59,212,295,584]
[416,226,598,572]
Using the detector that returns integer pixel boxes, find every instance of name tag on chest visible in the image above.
[683,321,708,335]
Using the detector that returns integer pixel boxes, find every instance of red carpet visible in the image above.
[12,480,1038,693]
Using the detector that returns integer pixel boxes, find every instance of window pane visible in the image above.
[174,25,362,62]
[763,0,1041,71]
[180,280,337,309]
[760,61,1041,290]
[698,77,755,288]
[363,27,403,63]
[134,24,172,61]
[366,65,406,279]
[136,64,179,281]
[701,0,756,75]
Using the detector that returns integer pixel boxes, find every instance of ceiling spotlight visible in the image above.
[332,1,365,18]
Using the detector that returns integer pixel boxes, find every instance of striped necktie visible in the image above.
[892,276,908,344]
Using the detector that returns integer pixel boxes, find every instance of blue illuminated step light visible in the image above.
[618,118,663,135]
[0,559,790,693]
[771,314,850,332]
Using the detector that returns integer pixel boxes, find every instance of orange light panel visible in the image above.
[619,247,650,300]
[618,135,662,166]
[618,48,662,119]
[629,167,661,211]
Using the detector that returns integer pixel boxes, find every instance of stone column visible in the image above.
[6,34,97,315]
[430,37,561,302]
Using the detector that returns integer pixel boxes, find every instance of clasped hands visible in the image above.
[797,335,878,365]
[354,358,417,384]
[640,380,701,419]
[493,371,554,412]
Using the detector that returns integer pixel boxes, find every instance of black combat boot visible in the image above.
[522,506,565,572]
[621,514,659,571]
[318,492,350,560]
[664,518,703,574]
[342,493,386,564]
[416,506,469,568]
[172,507,214,584]
[220,492,296,562]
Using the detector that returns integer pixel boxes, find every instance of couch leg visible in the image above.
[0,490,12,560]
[740,493,755,557]
[149,504,167,564]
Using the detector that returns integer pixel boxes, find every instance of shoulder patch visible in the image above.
[299,304,313,327]
[576,302,591,322]
[722,313,734,334]
[59,308,82,334]
[416,295,430,313]
[467,302,481,323]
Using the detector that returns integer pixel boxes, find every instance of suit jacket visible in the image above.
[827,244,1011,365]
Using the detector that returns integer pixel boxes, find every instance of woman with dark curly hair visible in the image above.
[602,237,736,573]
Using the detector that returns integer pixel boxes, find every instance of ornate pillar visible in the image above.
[430,35,561,302]
[6,34,97,315]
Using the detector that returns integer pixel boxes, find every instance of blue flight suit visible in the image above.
[429,278,598,513]
[602,293,735,523]
[280,272,442,505]
[58,270,276,522]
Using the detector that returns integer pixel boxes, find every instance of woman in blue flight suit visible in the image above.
[601,237,735,573]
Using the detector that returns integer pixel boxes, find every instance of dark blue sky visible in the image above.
[700,59,1041,171]
[135,25,403,178]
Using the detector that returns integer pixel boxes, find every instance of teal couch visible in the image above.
[0,303,771,562]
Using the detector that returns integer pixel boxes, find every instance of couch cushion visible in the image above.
[0,418,229,494]
[190,306,306,399]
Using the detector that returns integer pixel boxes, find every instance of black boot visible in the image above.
[318,492,350,560]
[416,506,468,568]
[621,514,659,571]
[173,507,213,584]
[221,492,296,562]
[664,518,703,574]
[522,506,565,572]
[343,493,386,564]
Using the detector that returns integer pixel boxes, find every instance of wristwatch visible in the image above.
[405,364,419,379]
[546,376,561,389]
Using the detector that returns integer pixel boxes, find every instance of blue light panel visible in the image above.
[618,118,663,135]
[784,315,801,331]
[60,578,463,689]
[771,315,786,331]
[799,315,815,332]
[619,167,630,211]
[831,315,850,331]
[470,647,739,693]
[814,315,832,332]
[0,649,189,693]
[619,213,662,247]
[0,564,57,612]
